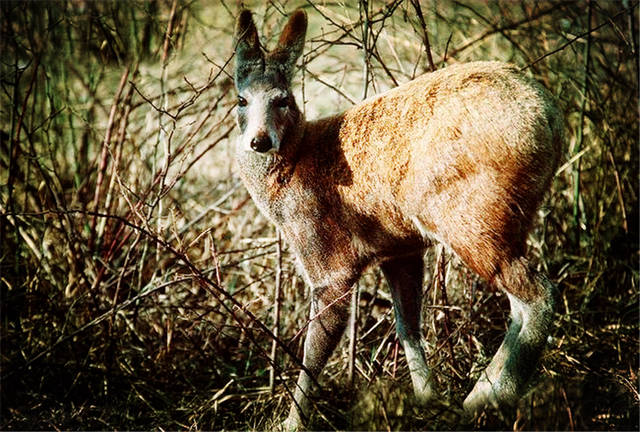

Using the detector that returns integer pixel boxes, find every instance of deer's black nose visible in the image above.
[250,135,272,153]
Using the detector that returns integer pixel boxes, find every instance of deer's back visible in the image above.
[327,61,563,278]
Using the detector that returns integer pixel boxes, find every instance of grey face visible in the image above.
[235,65,301,153]
[233,10,307,154]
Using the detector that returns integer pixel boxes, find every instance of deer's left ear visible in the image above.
[270,9,307,81]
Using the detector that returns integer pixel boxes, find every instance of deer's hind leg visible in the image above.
[380,253,436,404]
[463,257,556,414]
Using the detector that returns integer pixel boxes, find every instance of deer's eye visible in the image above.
[274,97,289,109]
[238,96,248,107]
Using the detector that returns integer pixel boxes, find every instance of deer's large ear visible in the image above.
[234,9,264,86]
[270,9,307,82]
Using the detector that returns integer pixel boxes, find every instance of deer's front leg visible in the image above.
[285,281,351,429]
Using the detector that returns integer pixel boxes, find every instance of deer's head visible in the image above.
[233,9,307,154]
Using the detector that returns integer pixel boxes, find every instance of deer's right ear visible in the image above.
[234,10,264,86]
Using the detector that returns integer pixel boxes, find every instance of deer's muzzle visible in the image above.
[250,134,272,153]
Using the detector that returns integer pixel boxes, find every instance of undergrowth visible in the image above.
[1,1,638,430]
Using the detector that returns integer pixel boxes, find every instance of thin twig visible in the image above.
[269,229,283,393]
[410,0,436,72]
[607,150,628,233]
[89,65,130,248]
[572,0,592,245]
[348,282,359,387]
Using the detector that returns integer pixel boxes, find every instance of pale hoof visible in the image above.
[410,368,438,406]
[413,379,438,405]
[463,370,503,416]
[463,372,518,419]
[279,413,303,432]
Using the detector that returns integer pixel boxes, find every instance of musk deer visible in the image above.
[232,8,562,429]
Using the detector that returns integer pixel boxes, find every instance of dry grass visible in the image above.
[1,1,638,430]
